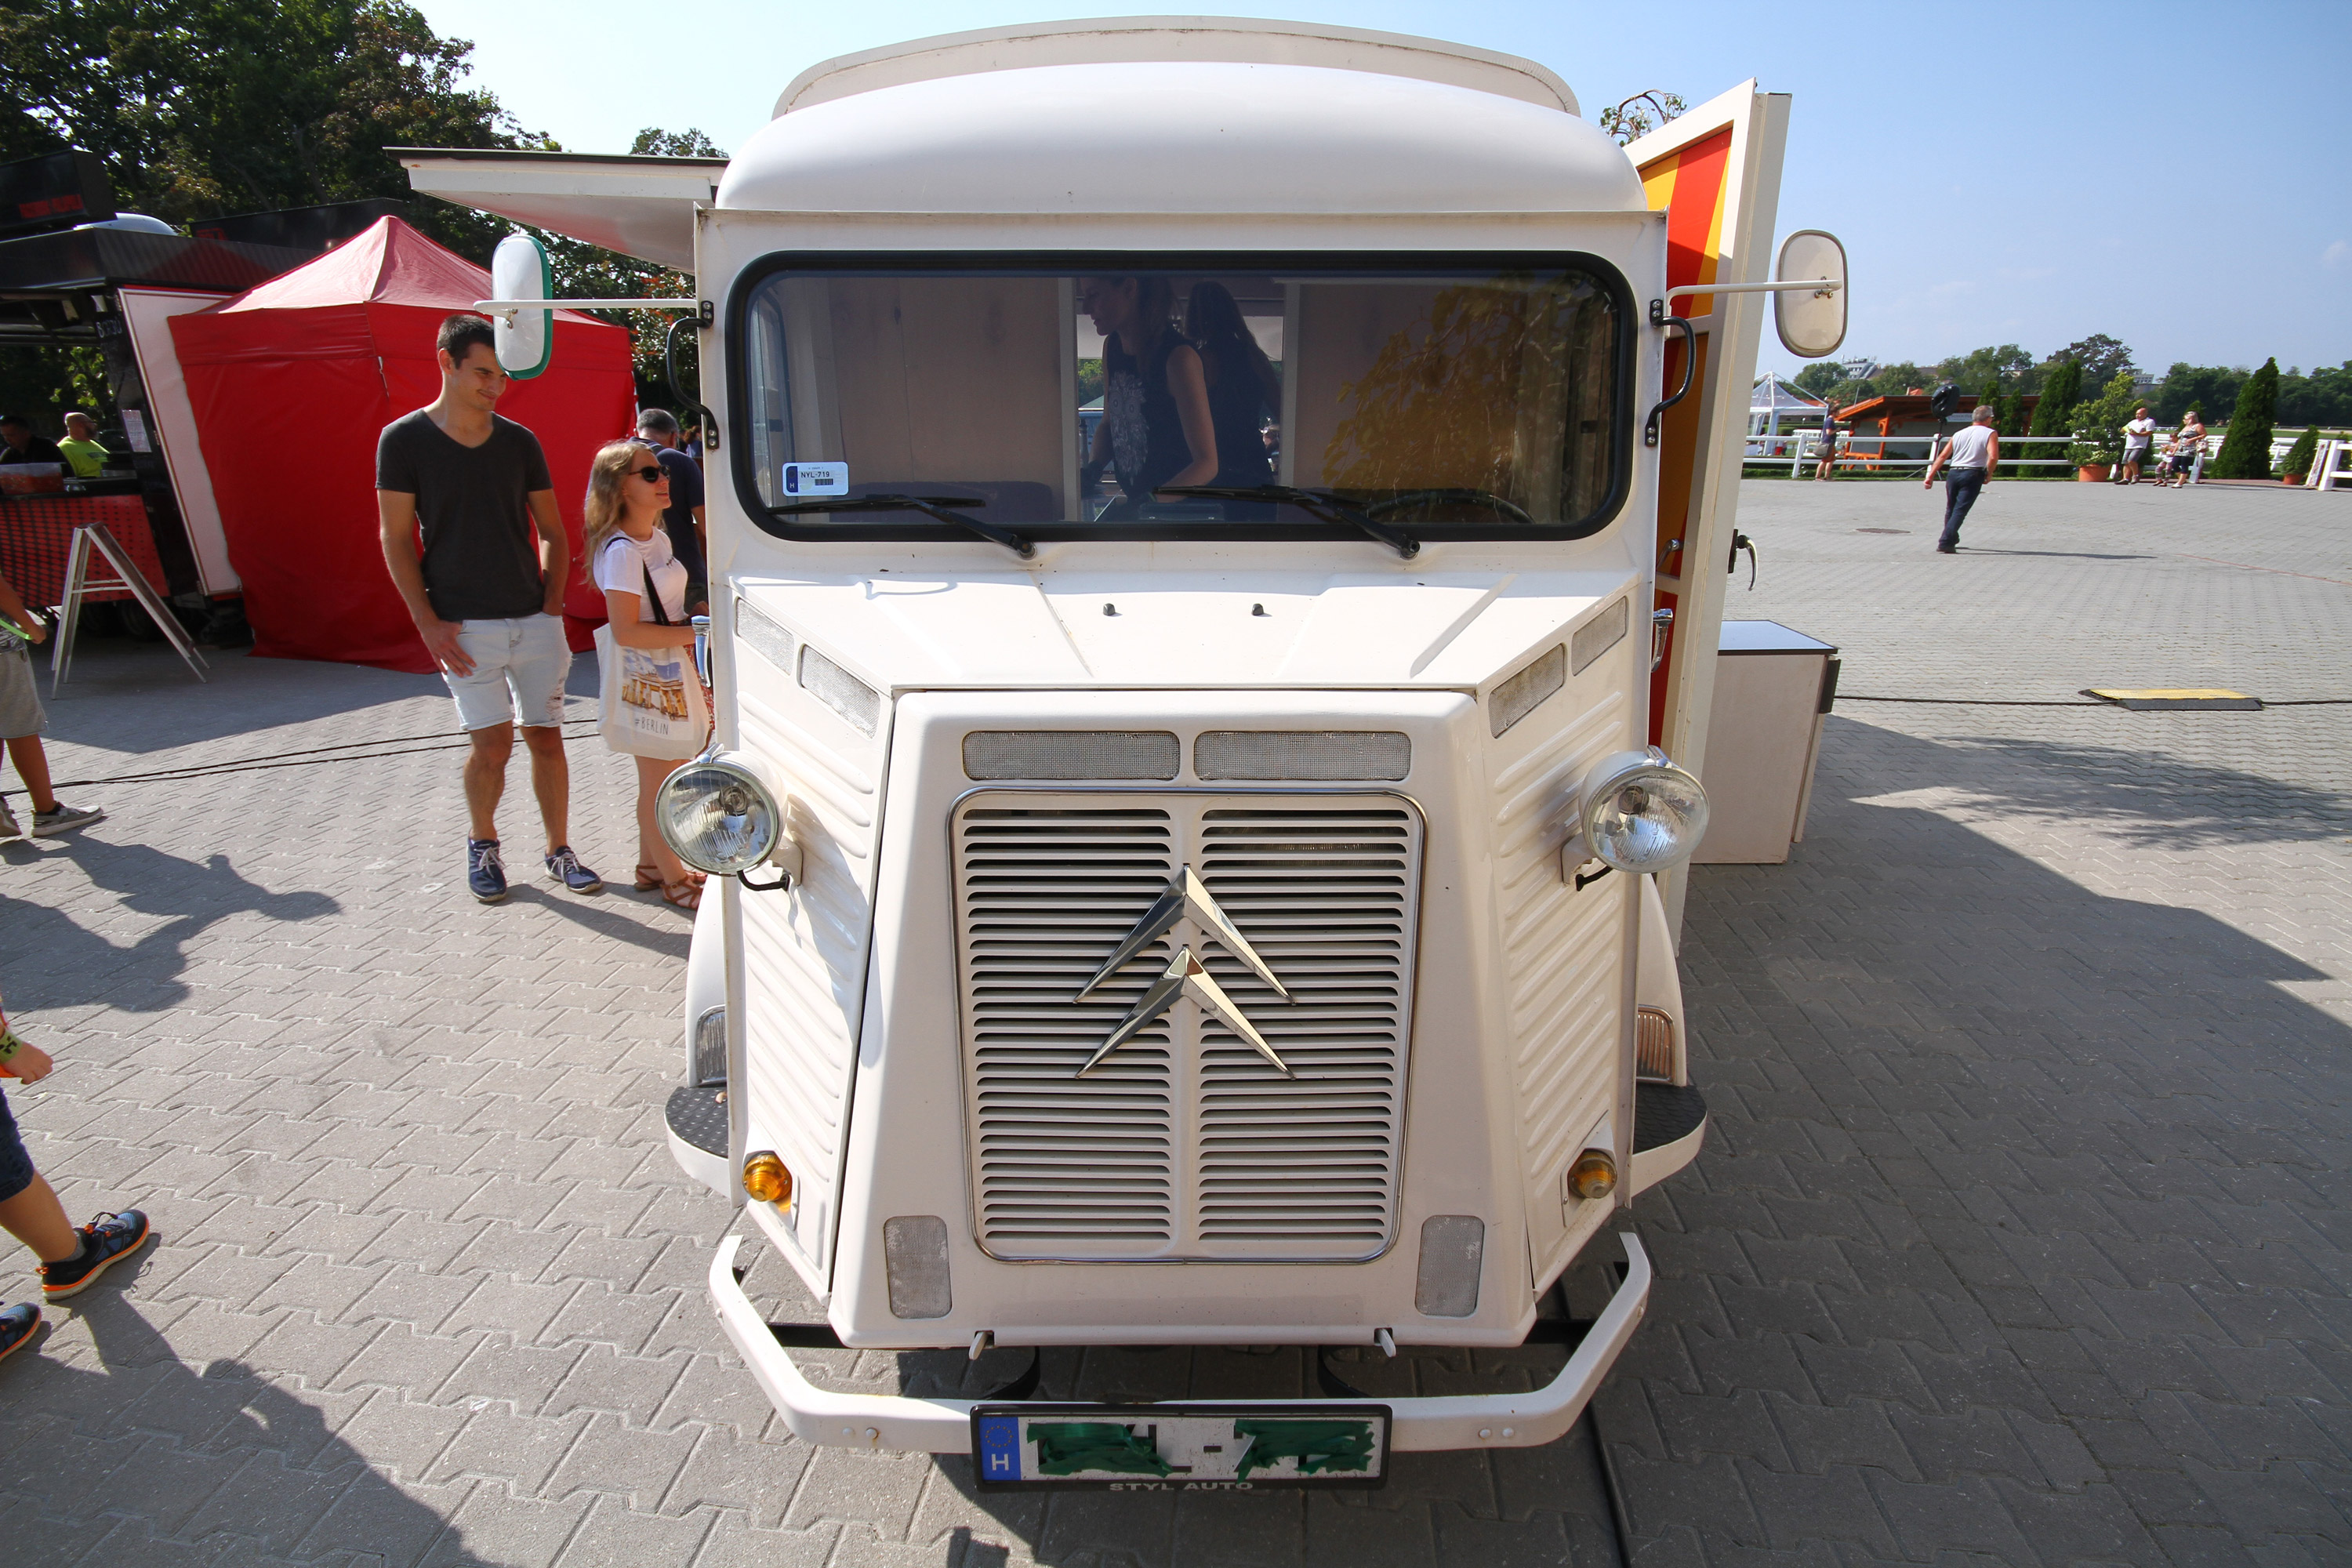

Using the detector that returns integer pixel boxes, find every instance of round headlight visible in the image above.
[1577,747,1710,873]
[657,756,783,875]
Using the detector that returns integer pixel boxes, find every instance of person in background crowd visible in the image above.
[376,313,602,905]
[0,568,104,841]
[1814,415,1842,481]
[2119,405,2156,485]
[2168,409,2206,488]
[580,441,705,910]
[1923,404,2000,554]
[0,415,65,468]
[0,985,156,1367]
[633,409,707,615]
[54,413,107,480]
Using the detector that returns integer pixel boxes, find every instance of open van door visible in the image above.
[1624,83,1791,931]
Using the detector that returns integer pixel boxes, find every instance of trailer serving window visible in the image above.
[729,256,1632,548]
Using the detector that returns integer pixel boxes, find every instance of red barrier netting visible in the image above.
[0,495,167,610]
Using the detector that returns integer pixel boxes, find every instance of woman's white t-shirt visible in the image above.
[594,529,688,624]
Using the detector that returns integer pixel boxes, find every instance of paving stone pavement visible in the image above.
[0,478,2347,1566]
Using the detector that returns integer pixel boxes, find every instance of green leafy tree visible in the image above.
[1943,344,2036,394]
[1598,91,1686,145]
[2153,362,2245,426]
[1791,362,1844,397]
[2276,361,2352,427]
[2279,425,2319,481]
[2208,358,2280,478]
[2066,371,2141,467]
[2049,335,2135,387]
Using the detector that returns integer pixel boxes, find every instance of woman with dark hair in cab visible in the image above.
[1185,281,1279,516]
[1080,275,1216,517]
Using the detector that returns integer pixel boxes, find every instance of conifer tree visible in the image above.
[2281,425,2318,481]
[2031,360,2083,435]
[2209,358,2280,478]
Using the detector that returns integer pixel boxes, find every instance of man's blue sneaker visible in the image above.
[467,838,507,903]
[544,845,603,894]
[0,1302,39,1365]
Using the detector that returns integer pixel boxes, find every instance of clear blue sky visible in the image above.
[408,1,2351,381]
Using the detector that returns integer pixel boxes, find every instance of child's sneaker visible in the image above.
[0,1302,38,1364]
[39,1210,152,1301]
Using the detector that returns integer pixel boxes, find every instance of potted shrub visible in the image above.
[2281,426,2318,485]
[2067,371,2139,481]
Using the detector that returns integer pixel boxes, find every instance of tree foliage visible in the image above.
[1598,91,1686,145]
[2208,358,2279,478]
[2049,334,2135,388]
[2279,425,2318,481]
[2029,359,2082,436]
[0,0,525,257]
[2065,372,2142,466]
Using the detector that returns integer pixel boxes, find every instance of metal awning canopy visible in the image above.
[0,226,311,346]
[392,148,725,274]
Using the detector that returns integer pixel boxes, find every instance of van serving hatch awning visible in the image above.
[391,148,724,273]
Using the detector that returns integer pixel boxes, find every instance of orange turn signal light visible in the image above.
[742,1150,793,1207]
[1569,1149,1619,1202]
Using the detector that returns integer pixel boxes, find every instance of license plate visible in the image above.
[971,1403,1390,1490]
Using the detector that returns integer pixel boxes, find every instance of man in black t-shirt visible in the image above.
[376,314,601,905]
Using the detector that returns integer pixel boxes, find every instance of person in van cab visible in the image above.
[1184,281,1280,516]
[0,415,65,468]
[1078,275,1216,515]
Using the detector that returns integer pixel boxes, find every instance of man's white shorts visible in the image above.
[445,613,572,732]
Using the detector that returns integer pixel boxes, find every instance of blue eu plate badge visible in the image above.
[781,462,848,496]
[975,1415,1023,1482]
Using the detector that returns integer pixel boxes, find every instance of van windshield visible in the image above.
[731,258,1628,545]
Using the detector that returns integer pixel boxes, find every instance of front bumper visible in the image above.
[708,1230,1651,1455]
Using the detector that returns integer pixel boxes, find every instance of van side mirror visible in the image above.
[1773,230,1846,359]
[491,231,554,379]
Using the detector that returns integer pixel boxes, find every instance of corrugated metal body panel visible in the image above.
[734,624,886,1287]
[1490,688,1628,1276]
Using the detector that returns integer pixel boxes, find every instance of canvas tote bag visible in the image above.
[596,561,709,759]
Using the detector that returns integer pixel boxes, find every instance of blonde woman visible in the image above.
[583,440,704,908]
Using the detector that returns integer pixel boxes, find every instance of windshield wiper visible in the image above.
[1157,485,1420,559]
[1362,488,1535,526]
[767,494,1035,558]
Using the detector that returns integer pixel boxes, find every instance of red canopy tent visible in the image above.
[171,216,635,672]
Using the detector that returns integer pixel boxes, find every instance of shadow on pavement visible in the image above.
[0,1278,492,1565]
[1613,716,2352,1563]
[38,641,456,757]
[1835,714,2352,848]
[500,884,692,960]
[0,843,338,1011]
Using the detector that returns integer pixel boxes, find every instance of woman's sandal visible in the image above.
[661,878,702,911]
[637,863,708,892]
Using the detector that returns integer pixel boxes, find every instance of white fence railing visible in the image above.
[1745,432,2086,477]
[2307,440,2352,492]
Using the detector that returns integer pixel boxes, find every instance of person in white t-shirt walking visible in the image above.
[2120,406,2157,485]
[1923,404,2002,554]
[580,441,706,909]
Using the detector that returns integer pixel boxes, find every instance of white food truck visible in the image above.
[404,16,1842,1489]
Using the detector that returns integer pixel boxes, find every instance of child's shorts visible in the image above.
[0,643,44,740]
[0,1087,34,1203]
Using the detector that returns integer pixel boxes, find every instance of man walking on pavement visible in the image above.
[1923,403,2000,554]
[634,409,708,615]
[377,313,602,903]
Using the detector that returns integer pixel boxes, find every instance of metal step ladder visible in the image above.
[50,522,208,688]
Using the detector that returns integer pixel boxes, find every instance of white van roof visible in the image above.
[722,20,1638,222]
[775,17,1579,117]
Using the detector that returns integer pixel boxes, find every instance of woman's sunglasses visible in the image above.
[626,465,666,483]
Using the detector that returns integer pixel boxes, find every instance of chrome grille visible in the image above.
[954,791,1422,1262]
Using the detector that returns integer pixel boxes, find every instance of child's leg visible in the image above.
[4,735,56,815]
[0,1173,79,1264]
